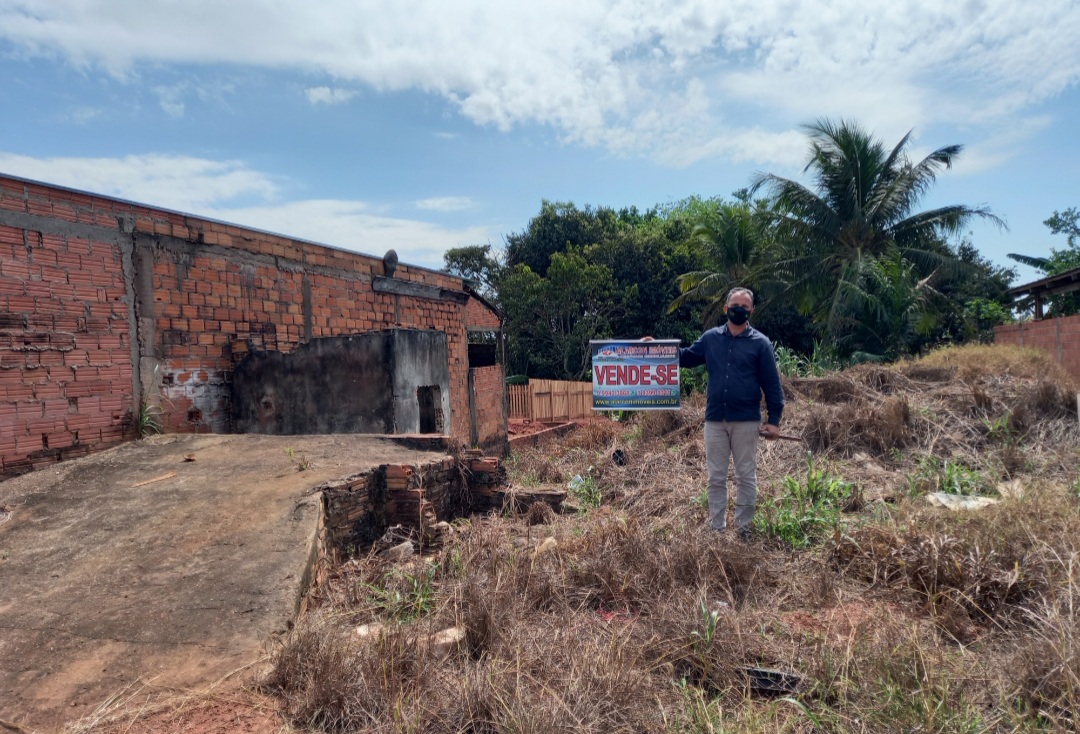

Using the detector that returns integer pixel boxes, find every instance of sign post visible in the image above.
[590,339,681,411]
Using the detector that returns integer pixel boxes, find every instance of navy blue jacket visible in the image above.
[680,324,784,426]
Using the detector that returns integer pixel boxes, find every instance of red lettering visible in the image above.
[655,366,666,385]
[617,365,627,384]
[640,365,652,384]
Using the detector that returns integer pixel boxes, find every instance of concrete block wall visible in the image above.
[994,316,1080,380]
[0,174,506,478]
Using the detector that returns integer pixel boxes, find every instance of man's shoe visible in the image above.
[736,527,752,543]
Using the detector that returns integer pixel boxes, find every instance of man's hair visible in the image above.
[725,287,754,305]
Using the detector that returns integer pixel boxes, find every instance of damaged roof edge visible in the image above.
[0,171,466,285]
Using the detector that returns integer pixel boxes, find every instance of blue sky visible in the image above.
[1,1,1078,285]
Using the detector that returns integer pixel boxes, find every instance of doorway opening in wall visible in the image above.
[417,385,443,434]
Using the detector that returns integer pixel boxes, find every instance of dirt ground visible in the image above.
[0,433,447,733]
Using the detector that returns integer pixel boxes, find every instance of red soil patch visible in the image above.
[84,688,283,734]
[781,600,899,643]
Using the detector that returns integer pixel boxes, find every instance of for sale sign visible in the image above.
[590,339,681,411]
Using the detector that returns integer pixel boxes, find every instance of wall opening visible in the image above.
[417,385,442,434]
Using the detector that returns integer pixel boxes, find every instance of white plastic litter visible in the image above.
[926,492,1000,511]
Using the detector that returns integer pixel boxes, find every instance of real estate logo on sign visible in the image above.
[590,339,680,411]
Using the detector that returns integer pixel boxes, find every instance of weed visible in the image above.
[135,402,163,437]
[690,598,720,650]
[753,452,852,548]
[503,451,558,487]
[360,563,438,622]
[905,455,991,496]
[775,341,843,378]
[284,446,311,472]
[668,680,724,733]
[568,469,602,509]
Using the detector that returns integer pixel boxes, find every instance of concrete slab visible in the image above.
[0,433,448,732]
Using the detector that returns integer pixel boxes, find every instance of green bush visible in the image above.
[754,453,852,548]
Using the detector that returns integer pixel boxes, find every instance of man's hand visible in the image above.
[641,336,654,341]
[760,424,781,441]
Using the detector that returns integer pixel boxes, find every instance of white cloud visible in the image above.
[0,151,278,210]
[304,86,356,105]
[1,1,1077,168]
[154,84,186,117]
[0,150,490,268]
[208,200,490,268]
[415,196,474,212]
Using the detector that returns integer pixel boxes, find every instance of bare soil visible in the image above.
[0,433,447,733]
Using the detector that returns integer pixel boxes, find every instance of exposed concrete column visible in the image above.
[117,217,143,411]
[132,236,162,407]
[467,368,478,447]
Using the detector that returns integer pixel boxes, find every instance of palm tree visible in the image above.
[751,118,1004,348]
[667,202,763,326]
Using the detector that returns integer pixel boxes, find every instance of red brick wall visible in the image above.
[146,238,470,439]
[465,296,500,331]
[0,174,503,477]
[0,215,134,477]
[470,364,506,451]
[994,316,1080,380]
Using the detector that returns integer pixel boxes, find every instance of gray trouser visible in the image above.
[704,420,760,531]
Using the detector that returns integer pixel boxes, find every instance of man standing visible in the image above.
[679,287,784,539]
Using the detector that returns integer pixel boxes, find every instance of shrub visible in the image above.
[754,453,853,548]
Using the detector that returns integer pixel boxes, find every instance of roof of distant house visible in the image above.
[1007,265,1080,299]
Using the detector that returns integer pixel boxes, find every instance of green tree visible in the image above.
[500,251,618,380]
[839,251,938,360]
[1007,207,1080,316]
[929,237,1014,342]
[667,201,765,326]
[751,118,1004,353]
[442,244,504,303]
[1045,207,1080,247]
[504,201,620,277]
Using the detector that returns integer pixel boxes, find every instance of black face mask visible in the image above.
[726,306,751,325]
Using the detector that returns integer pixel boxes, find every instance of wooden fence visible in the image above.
[507,379,592,422]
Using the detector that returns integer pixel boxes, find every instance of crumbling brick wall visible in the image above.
[0,213,135,476]
[0,174,506,477]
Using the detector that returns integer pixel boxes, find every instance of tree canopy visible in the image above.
[749,119,1005,356]
[444,119,1017,378]
[1007,207,1080,317]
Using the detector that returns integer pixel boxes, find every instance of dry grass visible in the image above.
[262,344,1080,733]
[913,343,1076,386]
